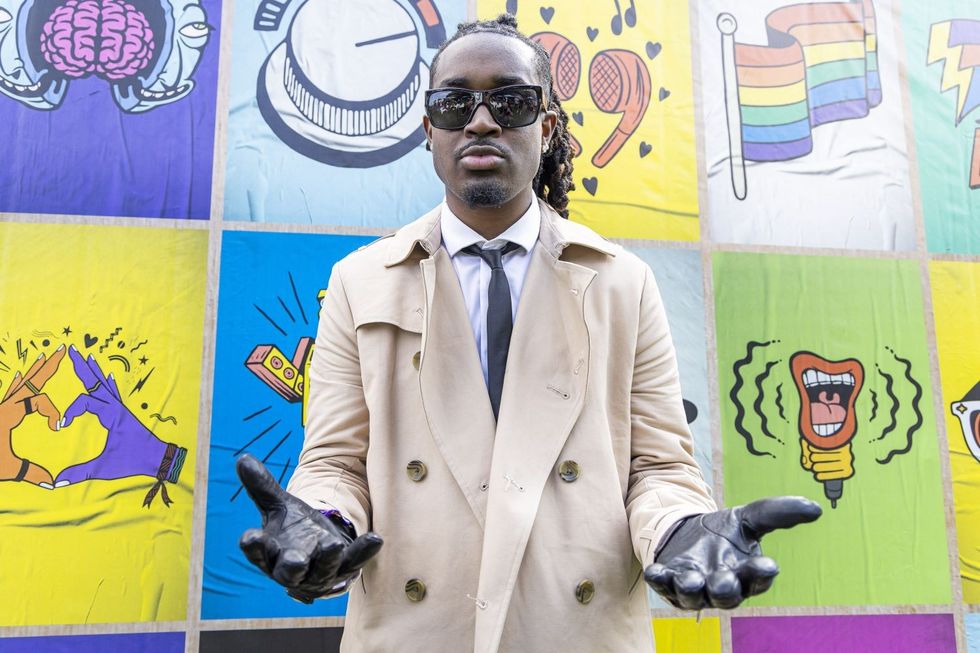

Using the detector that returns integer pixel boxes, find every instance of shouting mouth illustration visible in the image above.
[791,352,865,449]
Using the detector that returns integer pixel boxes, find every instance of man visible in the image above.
[236,14,821,652]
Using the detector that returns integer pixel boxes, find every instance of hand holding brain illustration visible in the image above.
[0,345,66,487]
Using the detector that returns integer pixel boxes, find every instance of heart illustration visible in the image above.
[586,26,599,42]
[659,87,671,101]
[540,6,555,23]
[572,111,584,126]
[582,177,598,196]
[84,334,98,348]
[646,41,662,59]
[639,142,652,158]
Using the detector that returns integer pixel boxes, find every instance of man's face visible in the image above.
[424,33,557,209]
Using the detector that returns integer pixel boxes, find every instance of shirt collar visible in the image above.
[440,198,541,257]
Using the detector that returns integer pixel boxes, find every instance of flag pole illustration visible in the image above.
[927,19,980,190]
[717,0,882,200]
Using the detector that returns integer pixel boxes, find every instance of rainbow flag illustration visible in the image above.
[718,1,882,198]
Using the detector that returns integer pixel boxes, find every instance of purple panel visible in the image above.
[2,632,184,653]
[732,614,956,653]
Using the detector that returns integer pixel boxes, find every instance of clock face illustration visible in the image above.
[256,0,444,167]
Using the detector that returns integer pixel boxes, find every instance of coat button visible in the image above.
[405,578,427,602]
[575,579,595,605]
[406,460,427,482]
[558,460,580,482]
[412,351,421,370]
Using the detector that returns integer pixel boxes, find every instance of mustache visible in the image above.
[455,141,509,159]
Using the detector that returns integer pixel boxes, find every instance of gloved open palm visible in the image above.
[236,454,383,603]
[645,496,821,610]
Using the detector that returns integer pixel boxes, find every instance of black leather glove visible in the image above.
[236,454,383,603]
[645,496,821,610]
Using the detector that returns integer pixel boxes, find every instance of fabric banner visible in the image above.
[222,0,467,225]
[906,2,980,254]
[714,252,949,606]
[699,0,915,250]
[732,614,956,652]
[201,230,372,619]
[930,261,980,603]
[1,633,184,652]
[0,223,207,625]
[0,0,220,218]
[478,0,701,241]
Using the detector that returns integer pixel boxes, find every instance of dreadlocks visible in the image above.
[429,14,576,219]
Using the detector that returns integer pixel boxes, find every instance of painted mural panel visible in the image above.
[714,252,950,606]
[968,613,980,653]
[200,627,343,652]
[931,260,980,603]
[0,0,220,218]
[652,617,721,653]
[0,633,184,652]
[698,0,916,250]
[906,2,980,254]
[221,0,467,225]
[732,614,956,653]
[478,0,701,241]
[201,230,372,619]
[0,222,207,625]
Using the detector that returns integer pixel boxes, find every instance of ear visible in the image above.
[540,108,558,151]
[422,115,433,151]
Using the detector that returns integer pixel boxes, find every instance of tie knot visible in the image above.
[462,241,521,270]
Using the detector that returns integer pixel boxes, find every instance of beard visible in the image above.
[461,180,509,208]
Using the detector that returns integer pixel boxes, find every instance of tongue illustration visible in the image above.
[811,390,847,425]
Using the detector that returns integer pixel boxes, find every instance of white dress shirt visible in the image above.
[440,199,540,387]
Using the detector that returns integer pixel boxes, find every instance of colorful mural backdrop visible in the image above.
[931,260,980,604]
[222,0,467,225]
[906,1,980,254]
[0,223,207,625]
[3,0,980,651]
[714,253,949,606]
[201,230,371,619]
[478,0,702,241]
[698,0,916,250]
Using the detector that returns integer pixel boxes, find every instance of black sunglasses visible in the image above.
[424,84,545,130]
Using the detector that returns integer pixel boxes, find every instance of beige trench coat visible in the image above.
[288,199,717,653]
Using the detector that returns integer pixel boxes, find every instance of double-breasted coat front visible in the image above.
[288,199,717,652]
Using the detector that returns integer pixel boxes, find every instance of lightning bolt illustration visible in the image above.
[928,20,980,124]
[129,367,155,396]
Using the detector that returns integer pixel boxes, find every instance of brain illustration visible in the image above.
[40,0,155,80]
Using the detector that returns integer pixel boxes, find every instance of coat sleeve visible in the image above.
[286,260,372,536]
[626,263,717,569]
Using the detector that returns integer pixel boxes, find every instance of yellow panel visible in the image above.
[478,0,701,241]
[653,617,722,653]
[930,261,980,604]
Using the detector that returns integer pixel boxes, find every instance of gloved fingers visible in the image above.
[705,567,743,609]
[236,454,288,515]
[286,588,318,604]
[673,569,708,611]
[303,537,346,588]
[735,555,779,597]
[739,496,822,539]
[644,563,676,596]
[240,527,278,576]
[337,532,384,576]
[272,547,314,588]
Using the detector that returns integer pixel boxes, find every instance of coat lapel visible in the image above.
[474,213,600,652]
[418,247,497,529]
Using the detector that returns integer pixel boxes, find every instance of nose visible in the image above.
[464,102,502,138]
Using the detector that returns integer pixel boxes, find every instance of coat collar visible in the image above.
[383,198,617,267]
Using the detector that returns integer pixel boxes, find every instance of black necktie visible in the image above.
[463,241,521,420]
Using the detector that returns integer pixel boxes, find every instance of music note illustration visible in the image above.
[531,31,583,157]
[611,0,637,36]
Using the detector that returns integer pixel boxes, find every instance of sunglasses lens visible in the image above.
[488,87,540,127]
[426,90,475,129]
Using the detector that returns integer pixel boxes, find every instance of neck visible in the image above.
[446,187,535,240]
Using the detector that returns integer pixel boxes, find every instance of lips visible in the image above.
[459,145,505,171]
[790,351,865,450]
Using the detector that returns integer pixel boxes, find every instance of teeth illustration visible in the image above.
[812,422,843,436]
[803,369,856,388]
[0,77,41,93]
